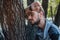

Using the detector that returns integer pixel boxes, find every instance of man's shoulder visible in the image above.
[48,23,60,34]
[48,24,60,40]
[48,26,59,34]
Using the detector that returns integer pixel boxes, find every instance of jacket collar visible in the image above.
[44,20,52,39]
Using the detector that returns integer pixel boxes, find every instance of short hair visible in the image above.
[24,1,45,16]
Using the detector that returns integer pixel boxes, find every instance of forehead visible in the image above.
[25,8,32,14]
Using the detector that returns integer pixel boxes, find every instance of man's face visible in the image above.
[25,10,40,25]
[25,1,43,25]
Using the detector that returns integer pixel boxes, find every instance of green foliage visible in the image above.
[47,0,60,17]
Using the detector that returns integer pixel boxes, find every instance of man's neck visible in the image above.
[38,19,46,31]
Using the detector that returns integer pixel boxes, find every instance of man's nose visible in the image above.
[28,15,32,20]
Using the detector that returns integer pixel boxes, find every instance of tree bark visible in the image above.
[27,0,34,5]
[0,0,26,40]
[42,0,48,18]
[54,2,60,27]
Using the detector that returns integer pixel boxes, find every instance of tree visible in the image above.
[54,2,60,27]
[0,0,26,40]
[27,0,34,5]
[42,0,48,18]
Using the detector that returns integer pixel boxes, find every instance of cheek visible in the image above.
[33,15,39,21]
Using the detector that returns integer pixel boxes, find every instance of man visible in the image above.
[24,1,60,40]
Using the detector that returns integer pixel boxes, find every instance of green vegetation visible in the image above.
[47,0,60,17]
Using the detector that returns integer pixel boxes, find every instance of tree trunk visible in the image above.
[42,0,48,18]
[50,6,53,21]
[27,0,34,5]
[54,2,60,27]
[0,0,26,40]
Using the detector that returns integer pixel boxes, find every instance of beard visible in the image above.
[29,18,40,26]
